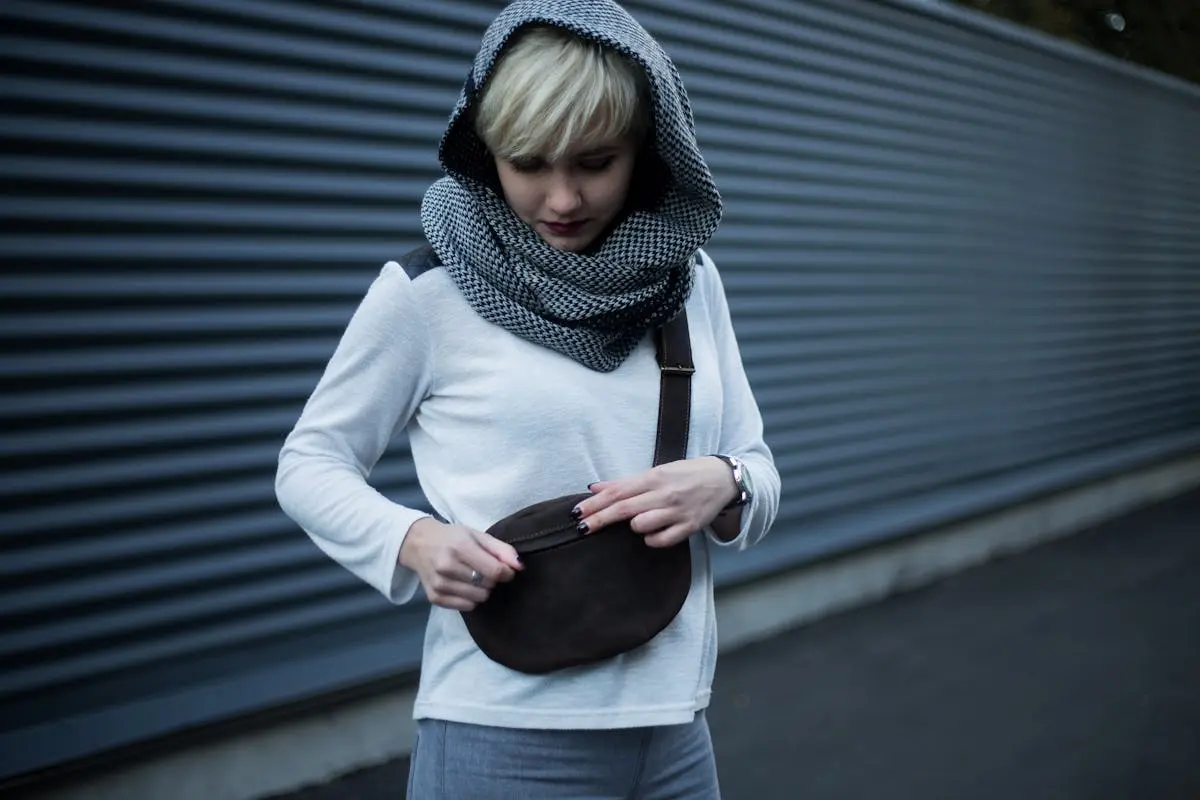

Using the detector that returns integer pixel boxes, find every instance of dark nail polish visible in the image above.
[570,506,582,520]
[577,521,589,534]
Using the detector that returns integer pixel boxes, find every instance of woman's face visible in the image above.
[494,134,639,252]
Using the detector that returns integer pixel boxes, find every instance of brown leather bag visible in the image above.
[461,312,695,674]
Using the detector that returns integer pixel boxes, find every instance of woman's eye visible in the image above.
[508,158,545,173]
[578,157,615,172]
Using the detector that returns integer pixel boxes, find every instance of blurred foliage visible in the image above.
[947,0,1200,85]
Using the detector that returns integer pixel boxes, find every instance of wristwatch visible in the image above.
[712,454,752,509]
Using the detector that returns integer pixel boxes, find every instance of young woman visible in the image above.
[276,0,779,796]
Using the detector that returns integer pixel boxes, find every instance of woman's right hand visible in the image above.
[398,518,523,611]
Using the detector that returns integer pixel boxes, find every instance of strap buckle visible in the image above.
[660,364,695,376]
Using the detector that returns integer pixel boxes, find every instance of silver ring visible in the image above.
[469,569,483,587]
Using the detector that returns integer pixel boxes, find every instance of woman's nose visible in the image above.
[545,173,584,216]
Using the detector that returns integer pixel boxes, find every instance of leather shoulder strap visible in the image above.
[653,311,693,466]
[397,243,442,280]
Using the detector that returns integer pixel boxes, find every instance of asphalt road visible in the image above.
[273,488,1200,799]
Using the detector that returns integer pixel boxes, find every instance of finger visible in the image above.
[458,540,518,584]
[580,492,659,535]
[434,540,510,588]
[573,485,620,519]
[429,563,493,597]
[472,531,523,573]
[575,473,655,518]
[425,591,480,612]
[643,523,695,549]
[629,508,677,536]
[450,564,498,591]
[425,575,490,606]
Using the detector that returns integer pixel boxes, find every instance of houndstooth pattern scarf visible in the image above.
[420,0,723,373]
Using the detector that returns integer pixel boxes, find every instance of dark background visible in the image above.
[948,0,1200,84]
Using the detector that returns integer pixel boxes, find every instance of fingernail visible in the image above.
[587,482,597,491]
[570,506,582,520]
[577,521,589,534]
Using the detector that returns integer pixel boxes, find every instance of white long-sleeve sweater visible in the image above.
[276,248,779,730]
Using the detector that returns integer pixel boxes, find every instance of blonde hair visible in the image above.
[474,26,650,162]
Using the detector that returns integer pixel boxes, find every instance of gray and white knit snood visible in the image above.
[420,0,723,373]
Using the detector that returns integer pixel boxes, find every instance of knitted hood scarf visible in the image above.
[420,0,723,373]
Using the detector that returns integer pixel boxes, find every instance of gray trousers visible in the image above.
[406,711,721,799]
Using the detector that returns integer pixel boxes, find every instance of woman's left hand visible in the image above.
[573,457,738,548]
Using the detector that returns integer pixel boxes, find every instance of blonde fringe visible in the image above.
[475,26,649,161]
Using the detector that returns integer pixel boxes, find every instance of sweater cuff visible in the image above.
[704,512,751,548]
[381,511,433,605]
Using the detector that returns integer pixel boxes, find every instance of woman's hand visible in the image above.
[398,518,523,611]
[573,457,738,548]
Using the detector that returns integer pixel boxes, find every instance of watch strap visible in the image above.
[712,454,751,508]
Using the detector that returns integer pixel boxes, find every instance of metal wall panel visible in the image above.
[628,0,1200,582]
[0,0,500,781]
[2,0,1198,782]
[632,0,1200,581]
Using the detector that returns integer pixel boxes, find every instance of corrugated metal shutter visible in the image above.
[0,0,504,781]
[618,0,1200,580]
[3,0,1199,782]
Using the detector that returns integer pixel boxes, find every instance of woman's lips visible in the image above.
[543,220,587,236]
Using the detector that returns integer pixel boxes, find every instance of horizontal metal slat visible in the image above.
[1,199,416,231]
[713,246,1200,272]
[0,156,424,200]
[0,457,419,540]
[3,537,319,623]
[155,0,494,53]
[738,326,1200,367]
[0,508,283,580]
[1,590,391,699]
[1,566,357,668]
[0,272,383,298]
[0,373,316,420]
[4,442,285,498]
[773,398,1193,507]
[0,407,302,459]
[752,351,1200,411]
[759,356,1199,445]
[0,37,435,110]
[777,404,1194,525]
[5,305,356,339]
[717,0,1108,103]
[2,339,346,380]
[2,472,430,580]
[645,0,1102,119]
[0,237,413,262]
[749,352,1197,415]
[768,377,1198,483]
[1,117,439,169]
[0,77,449,141]
[2,1,473,79]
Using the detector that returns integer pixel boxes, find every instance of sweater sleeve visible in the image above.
[275,262,433,605]
[697,249,781,550]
